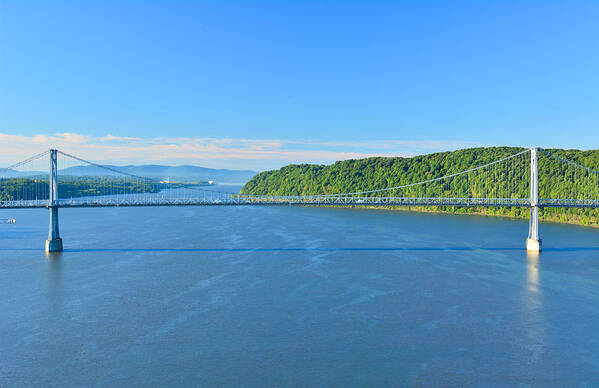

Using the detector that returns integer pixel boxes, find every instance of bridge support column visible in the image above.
[526,206,541,252]
[526,147,541,252]
[46,207,62,252]
[46,149,63,252]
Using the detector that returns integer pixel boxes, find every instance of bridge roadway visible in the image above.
[1,196,597,209]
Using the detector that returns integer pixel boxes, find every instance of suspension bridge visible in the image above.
[1,148,598,253]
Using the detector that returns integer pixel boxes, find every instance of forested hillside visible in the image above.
[241,147,599,226]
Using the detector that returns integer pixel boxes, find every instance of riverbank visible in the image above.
[318,204,599,229]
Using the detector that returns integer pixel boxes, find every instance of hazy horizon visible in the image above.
[2,141,598,172]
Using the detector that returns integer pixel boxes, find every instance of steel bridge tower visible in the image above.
[526,147,542,252]
[46,149,63,252]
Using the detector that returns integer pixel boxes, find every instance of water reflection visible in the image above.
[521,252,545,364]
[526,252,540,293]
[45,252,63,310]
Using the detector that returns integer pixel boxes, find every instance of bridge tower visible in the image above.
[526,147,542,252]
[46,149,63,252]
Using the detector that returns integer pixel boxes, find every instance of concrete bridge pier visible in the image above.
[46,206,62,252]
[526,205,542,252]
[45,149,63,252]
[526,147,542,252]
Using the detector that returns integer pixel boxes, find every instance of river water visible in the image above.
[1,186,599,386]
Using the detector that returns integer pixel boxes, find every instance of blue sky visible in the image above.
[1,0,598,170]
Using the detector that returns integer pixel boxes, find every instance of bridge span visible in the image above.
[2,147,598,252]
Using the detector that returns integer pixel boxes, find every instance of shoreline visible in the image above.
[304,204,599,229]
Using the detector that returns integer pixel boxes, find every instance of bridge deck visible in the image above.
[1,197,597,209]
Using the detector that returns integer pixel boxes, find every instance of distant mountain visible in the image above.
[1,165,257,184]
[0,168,45,177]
[60,164,257,184]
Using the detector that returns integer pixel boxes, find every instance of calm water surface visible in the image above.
[1,186,599,386]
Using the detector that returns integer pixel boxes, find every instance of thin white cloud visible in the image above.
[55,132,90,144]
[0,132,478,170]
[286,139,473,150]
[100,134,142,142]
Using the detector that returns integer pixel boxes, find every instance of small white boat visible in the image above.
[0,218,16,224]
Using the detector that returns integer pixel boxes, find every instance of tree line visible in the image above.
[0,176,184,201]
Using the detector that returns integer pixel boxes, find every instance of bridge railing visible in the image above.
[540,198,599,208]
[0,199,48,208]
